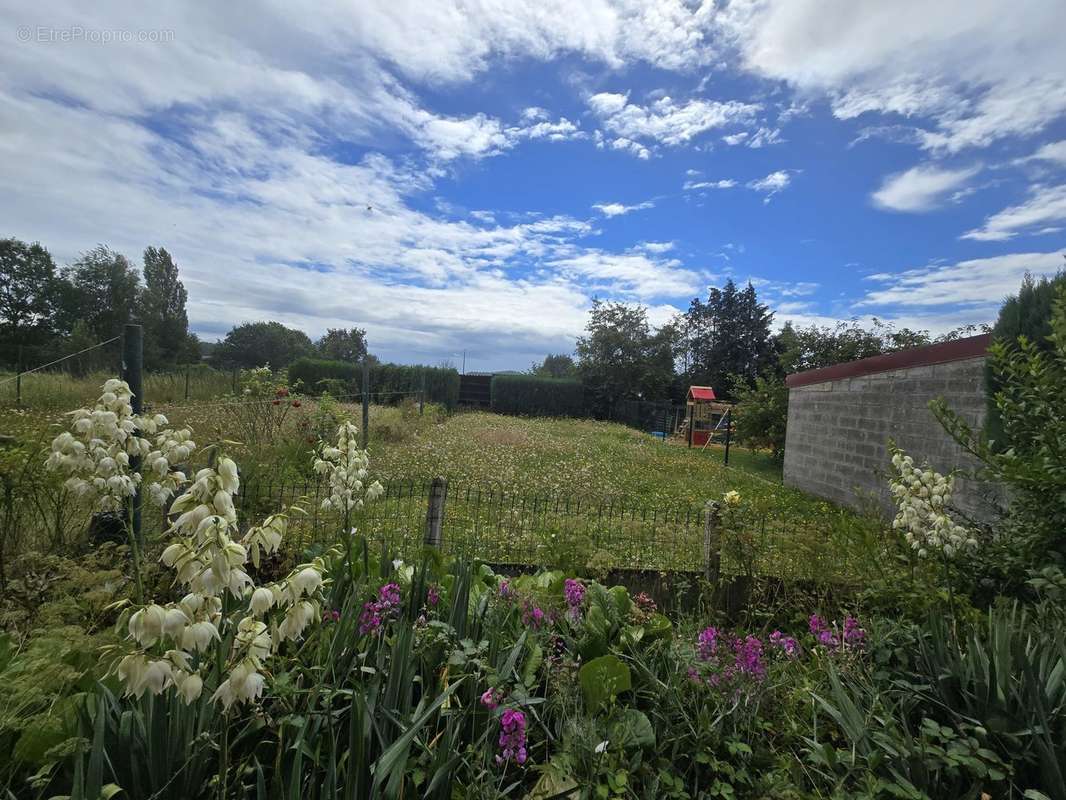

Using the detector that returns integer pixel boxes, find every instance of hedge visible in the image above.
[288,358,460,409]
[490,374,586,417]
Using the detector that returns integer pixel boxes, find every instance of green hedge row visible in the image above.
[490,374,586,417]
[288,358,460,409]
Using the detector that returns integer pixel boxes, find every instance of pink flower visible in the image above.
[359,582,402,635]
[564,579,585,620]
[481,689,499,711]
[496,709,527,766]
[697,626,719,661]
[769,630,799,658]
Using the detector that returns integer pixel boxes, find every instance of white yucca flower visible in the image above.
[889,446,976,559]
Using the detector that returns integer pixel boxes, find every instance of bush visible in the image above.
[288,358,460,408]
[986,270,1066,442]
[729,374,788,462]
[490,374,585,417]
[287,357,359,392]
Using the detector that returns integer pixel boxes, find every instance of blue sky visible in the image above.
[2,1,1065,371]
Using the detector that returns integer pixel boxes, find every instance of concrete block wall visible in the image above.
[783,337,999,519]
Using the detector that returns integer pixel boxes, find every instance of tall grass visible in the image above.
[0,366,233,409]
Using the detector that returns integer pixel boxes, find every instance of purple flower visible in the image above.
[809,613,865,653]
[697,626,719,661]
[499,580,512,600]
[522,604,545,629]
[732,635,765,681]
[359,582,402,635]
[686,666,702,684]
[481,689,499,710]
[427,584,440,607]
[496,709,528,766]
[843,616,865,647]
[564,579,586,620]
[769,630,799,658]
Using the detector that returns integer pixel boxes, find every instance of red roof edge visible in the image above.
[688,386,717,400]
[785,333,991,389]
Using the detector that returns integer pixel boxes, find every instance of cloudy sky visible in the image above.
[2,1,1065,370]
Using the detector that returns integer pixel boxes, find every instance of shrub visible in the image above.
[729,374,788,462]
[490,374,585,417]
[986,269,1066,442]
[289,358,460,408]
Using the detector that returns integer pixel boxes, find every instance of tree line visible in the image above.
[0,239,200,371]
[532,278,986,458]
[0,236,371,374]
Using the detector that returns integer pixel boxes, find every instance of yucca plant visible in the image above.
[914,602,1066,799]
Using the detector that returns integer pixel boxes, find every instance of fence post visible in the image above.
[424,476,447,548]
[419,370,426,416]
[687,404,694,448]
[723,408,732,466]
[184,365,190,400]
[702,499,722,585]
[122,324,144,546]
[231,368,238,394]
[15,345,22,407]
[361,358,370,449]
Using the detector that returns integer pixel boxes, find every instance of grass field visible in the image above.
[3,397,884,578]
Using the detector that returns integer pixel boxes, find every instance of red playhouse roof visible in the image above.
[687,386,716,401]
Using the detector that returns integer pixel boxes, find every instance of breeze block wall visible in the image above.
[783,334,998,520]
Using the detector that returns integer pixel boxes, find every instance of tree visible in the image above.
[316,327,368,363]
[58,246,141,342]
[530,353,577,379]
[683,280,774,399]
[141,246,193,369]
[576,301,674,415]
[211,321,314,370]
[0,237,60,351]
[729,373,789,462]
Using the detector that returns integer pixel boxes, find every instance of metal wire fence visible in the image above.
[188,476,879,581]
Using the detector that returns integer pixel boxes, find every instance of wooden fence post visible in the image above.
[702,499,722,585]
[361,358,370,449]
[419,370,426,416]
[184,365,190,400]
[424,477,447,548]
[122,324,144,546]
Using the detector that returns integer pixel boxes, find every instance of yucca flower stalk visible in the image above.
[46,378,195,601]
[314,420,384,571]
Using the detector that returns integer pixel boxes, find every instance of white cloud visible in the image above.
[724,0,1066,153]
[961,185,1066,241]
[548,249,704,298]
[1020,140,1066,166]
[592,200,655,217]
[722,126,782,147]
[746,170,793,201]
[588,91,760,153]
[683,178,737,190]
[638,241,675,253]
[607,136,652,159]
[858,251,1066,309]
[871,164,980,212]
